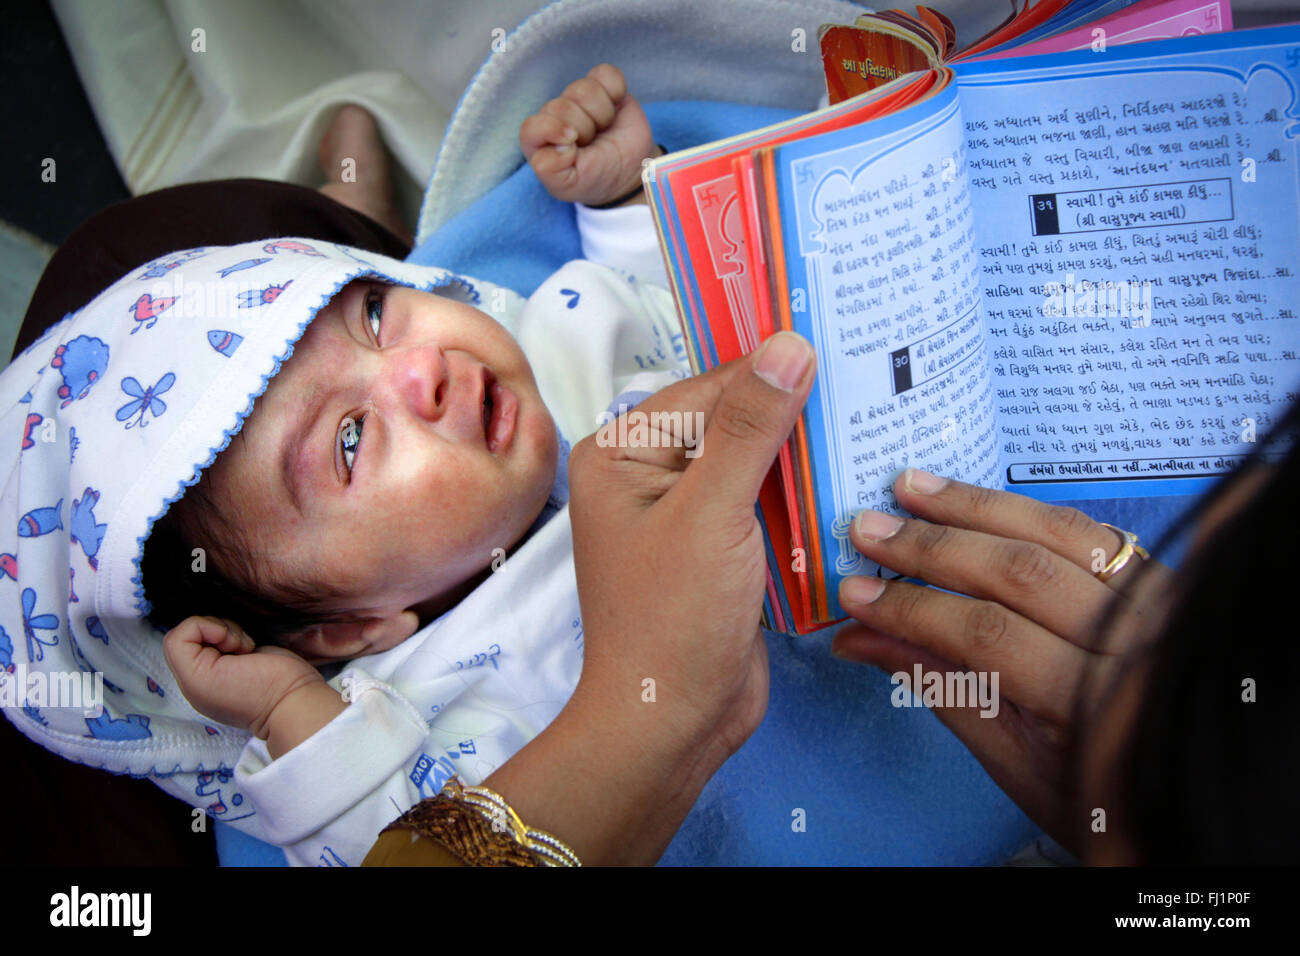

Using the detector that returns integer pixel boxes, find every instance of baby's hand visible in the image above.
[163,616,330,743]
[520,64,659,206]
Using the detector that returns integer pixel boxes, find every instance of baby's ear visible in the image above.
[359,611,420,651]
[286,611,420,662]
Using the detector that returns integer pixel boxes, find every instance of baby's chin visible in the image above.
[486,414,561,562]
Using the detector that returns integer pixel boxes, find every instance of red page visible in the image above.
[951,0,1076,61]
[654,74,933,373]
[735,151,813,631]
[733,77,940,631]
[755,144,833,624]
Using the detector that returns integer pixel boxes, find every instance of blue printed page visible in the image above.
[956,25,1300,501]
[772,82,1001,618]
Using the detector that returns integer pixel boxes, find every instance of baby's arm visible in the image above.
[520,64,661,208]
[166,617,432,865]
[233,671,431,866]
[163,616,343,758]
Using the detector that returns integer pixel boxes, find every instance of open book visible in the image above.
[644,9,1300,635]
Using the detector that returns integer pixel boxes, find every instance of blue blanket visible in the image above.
[216,100,1201,865]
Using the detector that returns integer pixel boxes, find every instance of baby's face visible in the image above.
[206,279,558,652]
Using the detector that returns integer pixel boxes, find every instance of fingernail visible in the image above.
[840,576,885,607]
[854,509,903,542]
[562,125,577,141]
[554,143,573,154]
[753,332,812,392]
[904,468,947,495]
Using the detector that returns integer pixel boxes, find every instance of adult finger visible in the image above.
[847,509,1124,648]
[672,332,815,515]
[574,360,748,483]
[837,576,1089,724]
[893,470,1168,592]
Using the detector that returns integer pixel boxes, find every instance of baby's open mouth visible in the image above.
[480,367,517,454]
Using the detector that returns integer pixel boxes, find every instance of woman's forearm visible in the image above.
[480,681,729,866]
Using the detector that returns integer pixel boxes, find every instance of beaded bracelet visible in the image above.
[380,775,581,867]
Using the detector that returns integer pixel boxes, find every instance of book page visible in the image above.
[978,0,1232,60]
[956,27,1300,500]
[642,76,940,632]
[645,73,934,372]
[772,82,1001,616]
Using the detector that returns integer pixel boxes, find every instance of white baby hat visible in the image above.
[0,237,522,778]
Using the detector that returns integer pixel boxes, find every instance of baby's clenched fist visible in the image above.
[520,63,660,207]
[163,614,329,744]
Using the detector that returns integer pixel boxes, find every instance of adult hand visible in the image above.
[482,331,816,865]
[830,471,1173,853]
[570,331,817,759]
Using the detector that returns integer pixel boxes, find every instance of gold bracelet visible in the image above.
[453,779,582,867]
[380,776,581,867]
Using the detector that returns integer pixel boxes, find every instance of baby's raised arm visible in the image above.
[519,64,661,207]
[163,615,344,758]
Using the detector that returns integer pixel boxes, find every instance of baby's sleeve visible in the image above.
[233,669,430,867]
[574,202,670,288]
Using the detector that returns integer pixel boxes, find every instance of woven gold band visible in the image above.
[379,776,581,867]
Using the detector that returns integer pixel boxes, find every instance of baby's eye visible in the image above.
[365,288,384,342]
[339,415,364,474]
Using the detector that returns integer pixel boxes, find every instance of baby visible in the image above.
[128,64,685,854]
[0,60,684,865]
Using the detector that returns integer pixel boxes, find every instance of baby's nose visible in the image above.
[385,345,446,421]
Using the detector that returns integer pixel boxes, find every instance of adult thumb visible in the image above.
[678,331,815,510]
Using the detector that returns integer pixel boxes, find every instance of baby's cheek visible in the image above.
[502,418,556,514]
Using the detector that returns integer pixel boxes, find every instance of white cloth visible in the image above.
[417,0,866,242]
[50,0,863,233]
[50,0,550,223]
[576,202,670,290]
[52,0,1294,227]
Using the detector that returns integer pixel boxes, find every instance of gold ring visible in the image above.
[1096,523,1150,582]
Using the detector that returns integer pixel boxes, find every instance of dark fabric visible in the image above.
[0,717,219,866]
[1,179,411,864]
[13,178,412,360]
